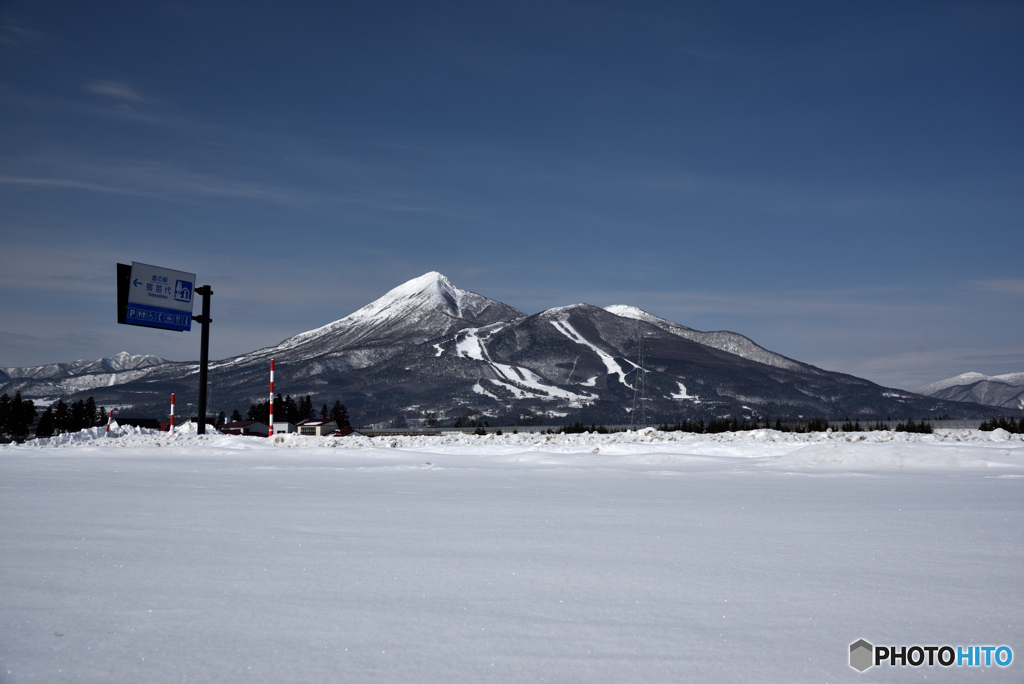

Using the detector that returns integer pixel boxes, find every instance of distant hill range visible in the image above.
[914,372,1024,412]
[1,272,1015,426]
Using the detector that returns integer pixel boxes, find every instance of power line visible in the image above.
[630,331,647,430]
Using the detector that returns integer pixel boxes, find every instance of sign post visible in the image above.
[194,286,212,435]
[117,262,212,434]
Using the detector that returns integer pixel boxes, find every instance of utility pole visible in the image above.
[193,285,213,434]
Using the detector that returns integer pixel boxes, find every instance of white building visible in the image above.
[296,419,338,436]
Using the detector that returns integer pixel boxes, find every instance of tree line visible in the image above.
[654,416,937,433]
[238,394,351,429]
[0,392,38,439]
[979,416,1024,434]
[35,397,108,437]
[657,416,837,433]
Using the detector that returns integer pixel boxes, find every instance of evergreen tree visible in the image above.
[70,399,88,432]
[84,397,98,428]
[231,409,242,422]
[282,395,299,423]
[0,393,10,435]
[20,397,35,433]
[330,401,351,429]
[35,407,55,438]
[320,403,329,419]
[9,392,34,437]
[54,400,70,434]
[216,411,226,427]
[276,396,285,422]
[9,392,23,434]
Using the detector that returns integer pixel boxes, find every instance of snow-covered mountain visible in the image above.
[914,372,1024,411]
[2,273,1009,424]
[261,271,522,359]
[204,271,525,387]
[0,352,169,401]
[0,351,167,380]
[1,273,522,410]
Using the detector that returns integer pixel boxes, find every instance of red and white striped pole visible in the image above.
[268,359,275,437]
[105,409,113,437]
[170,393,175,434]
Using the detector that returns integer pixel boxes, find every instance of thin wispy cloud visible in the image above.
[83,80,152,105]
[2,76,973,230]
[0,21,45,49]
[0,136,510,217]
[968,279,1024,295]
[0,163,320,206]
[0,175,145,196]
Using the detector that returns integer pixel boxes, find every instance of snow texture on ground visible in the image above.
[2,428,1022,683]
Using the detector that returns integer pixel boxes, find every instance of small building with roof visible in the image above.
[296,419,338,436]
[219,420,270,436]
[329,429,363,437]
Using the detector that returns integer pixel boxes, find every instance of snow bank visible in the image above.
[26,423,160,447]
[9,426,1023,469]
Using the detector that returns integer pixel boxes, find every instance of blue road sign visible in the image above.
[124,302,194,331]
[124,262,197,332]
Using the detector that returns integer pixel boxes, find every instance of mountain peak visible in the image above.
[372,271,458,311]
[349,271,463,323]
[388,271,453,296]
[267,272,524,356]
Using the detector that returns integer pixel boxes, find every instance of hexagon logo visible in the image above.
[850,639,874,672]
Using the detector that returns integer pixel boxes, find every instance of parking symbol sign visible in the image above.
[174,280,193,303]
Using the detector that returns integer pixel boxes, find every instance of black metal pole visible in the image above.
[194,285,213,435]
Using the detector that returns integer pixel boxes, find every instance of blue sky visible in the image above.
[1,0,1021,389]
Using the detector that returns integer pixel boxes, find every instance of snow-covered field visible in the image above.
[2,428,1022,683]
